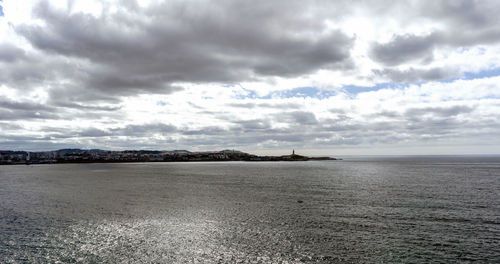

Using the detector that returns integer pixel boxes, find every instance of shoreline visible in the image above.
[1,156,339,166]
[0,149,338,166]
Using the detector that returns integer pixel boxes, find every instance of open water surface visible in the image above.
[1,157,499,263]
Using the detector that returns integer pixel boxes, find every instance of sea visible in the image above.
[1,156,499,263]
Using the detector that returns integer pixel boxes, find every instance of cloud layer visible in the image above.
[1,0,500,154]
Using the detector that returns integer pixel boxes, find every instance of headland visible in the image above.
[0,149,338,165]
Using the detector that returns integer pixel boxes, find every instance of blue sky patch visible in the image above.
[234,67,500,100]
[275,87,338,99]
[463,67,500,80]
[156,101,167,106]
[235,89,260,99]
[341,83,396,94]
[236,87,341,99]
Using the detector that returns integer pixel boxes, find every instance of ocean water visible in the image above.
[0,157,499,263]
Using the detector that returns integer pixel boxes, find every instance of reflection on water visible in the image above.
[1,158,499,263]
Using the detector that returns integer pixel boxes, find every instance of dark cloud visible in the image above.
[371,28,500,67]
[77,128,112,138]
[227,103,257,109]
[0,122,24,130]
[328,108,347,114]
[405,105,475,118]
[0,96,54,112]
[281,111,318,125]
[369,110,400,119]
[0,96,123,121]
[422,0,500,29]
[258,102,302,109]
[183,126,228,136]
[0,53,58,90]
[12,0,353,102]
[373,67,460,82]
[110,123,178,136]
[370,1,500,67]
[51,101,122,112]
[0,43,26,62]
[370,33,439,66]
[234,119,272,131]
[0,107,59,121]
[0,96,60,120]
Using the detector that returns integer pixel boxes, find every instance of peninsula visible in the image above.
[0,149,338,165]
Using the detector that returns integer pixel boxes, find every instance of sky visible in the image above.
[1,0,500,155]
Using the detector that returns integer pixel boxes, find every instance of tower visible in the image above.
[292,149,295,155]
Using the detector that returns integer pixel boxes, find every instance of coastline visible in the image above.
[0,149,338,165]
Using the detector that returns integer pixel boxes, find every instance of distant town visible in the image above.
[0,149,337,165]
